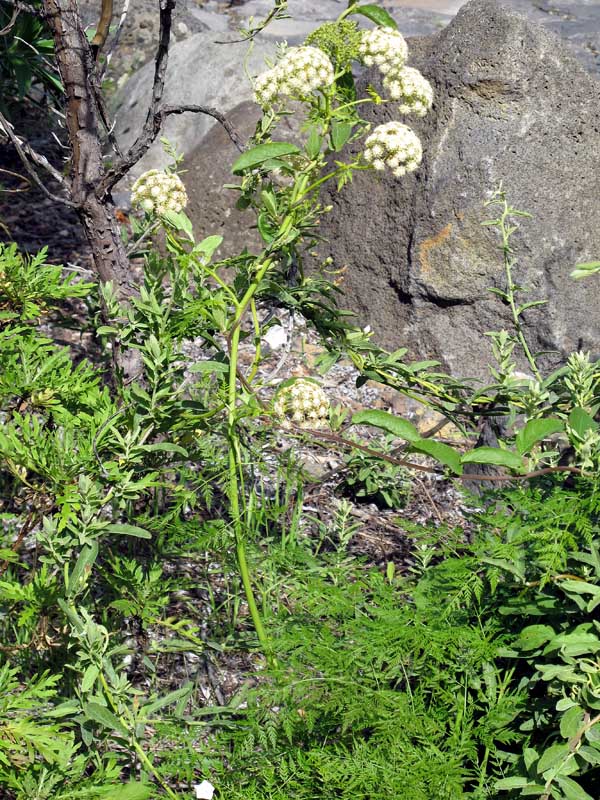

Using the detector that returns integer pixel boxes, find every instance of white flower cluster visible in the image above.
[274,380,330,429]
[363,121,423,177]
[383,66,433,117]
[131,169,188,216]
[358,27,408,75]
[253,46,335,107]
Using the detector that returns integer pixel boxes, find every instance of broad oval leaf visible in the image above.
[410,439,462,475]
[461,446,524,472]
[232,142,301,174]
[348,4,398,29]
[515,417,564,455]
[568,407,598,437]
[351,409,420,442]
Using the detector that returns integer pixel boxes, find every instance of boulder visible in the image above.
[113,32,277,177]
[318,0,600,381]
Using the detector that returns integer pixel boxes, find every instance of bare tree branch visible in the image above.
[0,0,46,16]
[0,110,76,206]
[99,0,130,81]
[0,4,19,34]
[90,0,113,59]
[98,103,244,198]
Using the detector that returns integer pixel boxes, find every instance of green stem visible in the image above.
[98,673,178,799]
[499,204,541,381]
[226,258,274,657]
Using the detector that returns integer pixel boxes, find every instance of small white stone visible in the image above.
[193,780,215,799]
[263,324,287,350]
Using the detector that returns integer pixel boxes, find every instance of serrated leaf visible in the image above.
[110,784,153,800]
[516,417,564,455]
[305,125,322,159]
[410,439,462,475]
[461,446,524,471]
[351,409,420,442]
[84,702,128,735]
[348,4,398,29]
[232,142,301,174]
[106,523,152,539]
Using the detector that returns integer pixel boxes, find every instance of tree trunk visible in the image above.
[42,0,132,304]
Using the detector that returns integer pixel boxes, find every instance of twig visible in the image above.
[0,4,18,34]
[0,511,36,577]
[296,425,584,484]
[214,0,288,45]
[0,110,76,206]
[99,103,244,197]
[0,0,45,16]
[99,0,130,80]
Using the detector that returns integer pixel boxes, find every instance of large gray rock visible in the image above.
[318,0,600,381]
[113,32,276,176]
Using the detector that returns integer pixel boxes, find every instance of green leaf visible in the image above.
[137,442,188,456]
[142,684,193,716]
[578,745,600,765]
[571,261,600,280]
[162,210,194,241]
[66,541,98,597]
[555,776,594,800]
[494,777,531,790]
[514,624,555,651]
[232,142,301,174]
[305,126,322,159]
[568,407,598,437]
[547,629,600,657]
[81,664,100,693]
[351,409,420,442]
[193,235,223,260]
[84,702,128,735]
[461,446,524,472]
[516,417,564,455]
[188,359,230,374]
[348,4,398,29]
[537,743,570,774]
[106,523,152,540]
[109,784,153,800]
[410,439,462,475]
[560,705,584,738]
[331,121,353,151]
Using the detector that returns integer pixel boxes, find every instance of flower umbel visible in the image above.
[383,66,433,116]
[131,169,188,216]
[253,46,335,108]
[274,380,330,429]
[363,121,423,177]
[358,27,408,75]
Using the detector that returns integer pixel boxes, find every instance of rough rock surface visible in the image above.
[318,0,600,380]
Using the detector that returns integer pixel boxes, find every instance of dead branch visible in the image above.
[0,4,19,34]
[90,0,113,58]
[99,0,130,80]
[0,110,75,206]
[98,103,244,198]
[0,0,45,16]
